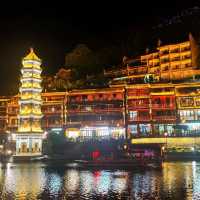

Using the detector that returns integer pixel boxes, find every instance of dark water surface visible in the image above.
[0,161,199,199]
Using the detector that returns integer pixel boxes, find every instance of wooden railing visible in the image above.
[152,115,176,120]
[128,92,150,96]
[66,119,124,126]
[151,104,176,109]
[42,124,62,128]
[128,104,149,109]
[7,124,18,127]
[68,108,124,113]
[129,116,150,121]
[42,110,62,114]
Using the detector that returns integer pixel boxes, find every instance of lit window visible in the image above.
[129,111,137,120]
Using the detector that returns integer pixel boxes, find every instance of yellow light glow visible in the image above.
[18,48,43,134]
[131,137,200,146]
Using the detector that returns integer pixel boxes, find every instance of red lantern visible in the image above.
[92,150,100,160]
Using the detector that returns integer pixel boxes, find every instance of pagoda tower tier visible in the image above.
[15,48,44,158]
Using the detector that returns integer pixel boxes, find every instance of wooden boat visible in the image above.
[75,158,162,170]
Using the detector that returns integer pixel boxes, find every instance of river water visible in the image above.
[0,161,199,199]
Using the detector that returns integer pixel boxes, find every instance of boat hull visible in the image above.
[75,160,162,170]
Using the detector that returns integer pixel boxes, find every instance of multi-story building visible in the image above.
[65,88,125,139]
[5,88,125,140]
[4,82,200,152]
[104,35,200,152]
[7,95,19,133]
[141,39,198,81]
[106,33,200,85]
[175,83,200,134]
[41,92,67,130]
[0,97,9,133]
[1,36,200,153]
[125,82,200,138]
[6,92,67,133]
[127,85,152,136]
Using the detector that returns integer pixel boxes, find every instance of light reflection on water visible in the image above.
[0,162,200,199]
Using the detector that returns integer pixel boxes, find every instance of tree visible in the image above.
[65,44,96,68]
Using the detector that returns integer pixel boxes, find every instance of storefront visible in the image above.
[128,124,151,136]
[69,126,126,140]
[154,124,174,136]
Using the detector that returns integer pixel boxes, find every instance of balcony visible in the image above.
[128,90,149,97]
[151,104,176,109]
[104,68,127,77]
[180,116,195,121]
[7,124,18,127]
[0,116,7,120]
[128,104,149,109]
[68,107,123,113]
[66,119,124,127]
[170,57,181,62]
[170,49,180,54]
[152,115,176,121]
[65,121,81,126]
[69,99,124,104]
[42,124,62,128]
[129,116,150,122]
[150,91,175,95]
[128,66,148,75]
[42,110,62,114]
[181,47,190,52]
[8,111,18,115]
[160,51,169,56]
[128,94,149,98]
[95,100,123,104]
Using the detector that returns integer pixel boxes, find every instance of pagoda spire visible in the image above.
[24,47,41,61]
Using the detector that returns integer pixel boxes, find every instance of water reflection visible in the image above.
[0,162,200,199]
[64,169,79,193]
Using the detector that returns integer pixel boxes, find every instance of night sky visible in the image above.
[0,1,198,95]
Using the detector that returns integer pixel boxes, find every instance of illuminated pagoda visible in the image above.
[15,48,43,158]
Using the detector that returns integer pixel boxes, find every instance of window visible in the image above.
[171,56,180,61]
[185,63,191,68]
[170,48,180,53]
[161,58,169,63]
[173,65,180,70]
[163,66,169,71]
[82,95,88,101]
[153,98,161,104]
[180,97,194,107]
[196,99,200,106]
[180,110,195,120]
[129,111,137,120]
[70,96,76,102]
[166,97,170,105]
[139,124,150,136]
[128,125,137,135]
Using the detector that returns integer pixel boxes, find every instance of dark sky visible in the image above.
[0,1,198,95]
